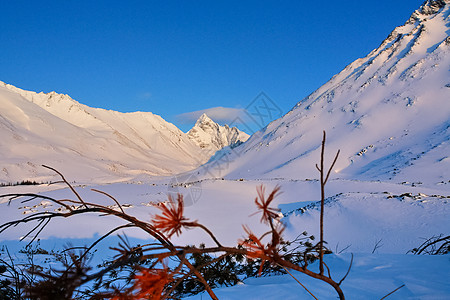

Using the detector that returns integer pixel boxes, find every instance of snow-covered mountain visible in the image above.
[1,3,449,299]
[202,0,450,184]
[187,113,249,153]
[0,82,213,184]
[1,0,448,187]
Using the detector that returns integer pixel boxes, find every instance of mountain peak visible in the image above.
[196,113,214,125]
[420,0,448,14]
[408,0,449,23]
[187,114,249,151]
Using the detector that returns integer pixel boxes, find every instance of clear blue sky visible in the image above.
[1,0,423,132]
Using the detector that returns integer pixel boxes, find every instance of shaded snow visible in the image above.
[185,253,450,300]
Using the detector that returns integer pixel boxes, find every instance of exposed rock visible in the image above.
[187,113,249,152]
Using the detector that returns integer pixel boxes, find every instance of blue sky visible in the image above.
[1,0,423,132]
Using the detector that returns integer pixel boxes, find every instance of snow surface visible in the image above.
[0,177,449,298]
[184,253,450,299]
[0,1,449,299]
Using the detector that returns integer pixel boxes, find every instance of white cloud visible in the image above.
[176,107,247,124]
[138,92,152,100]
[176,104,281,135]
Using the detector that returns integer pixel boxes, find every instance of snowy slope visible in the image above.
[187,113,249,153]
[200,0,450,185]
[0,2,449,299]
[184,253,449,299]
[0,81,210,184]
[0,177,448,298]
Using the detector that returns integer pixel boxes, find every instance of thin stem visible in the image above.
[42,165,88,208]
[71,224,134,274]
[318,130,340,276]
[26,218,51,247]
[380,284,405,300]
[187,222,223,247]
[323,261,332,279]
[319,130,326,276]
[183,259,219,300]
[324,150,340,185]
[338,253,353,286]
[280,264,319,300]
[91,188,125,214]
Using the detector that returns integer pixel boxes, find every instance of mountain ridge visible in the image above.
[0,82,237,183]
[198,0,450,184]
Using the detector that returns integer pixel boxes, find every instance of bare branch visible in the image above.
[338,253,353,286]
[323,261,332,279]
[412,234,450,255]
[279,264,319,300]
[380,284,405,300]
[324,149,340,185]
[319,131,325,276]
[317,130,340,277]
[186,222,223,247]
[42,165,88,208]
[372,239,383,254]
[1,193,73,211]
[73,224,135,273]
[26,219,51,247]
[336,243,352,254]
[91,188,125,214]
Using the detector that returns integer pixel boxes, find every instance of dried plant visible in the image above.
[408,234,450,255]
[152,194,196,238]
[253,184,282,225]
[0,131,349,299]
